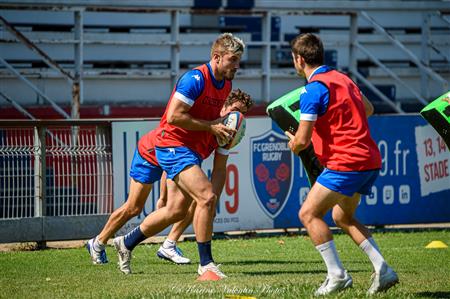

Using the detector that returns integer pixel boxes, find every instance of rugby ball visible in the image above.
[217,111,246,149]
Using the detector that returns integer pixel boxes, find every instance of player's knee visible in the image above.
[332,216,343,228]
[332,213,351,228]
[197,192,217,210]
[299,208,312,226]
[156,198,166,210]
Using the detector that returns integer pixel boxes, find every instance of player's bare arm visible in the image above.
[362,94,374,117]
[167,97,236,145]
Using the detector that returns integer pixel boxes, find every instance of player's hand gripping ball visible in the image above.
[217,111,246,150]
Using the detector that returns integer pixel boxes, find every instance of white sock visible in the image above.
[316,240,345,278]
[359,238,386,273]
[93,237,105,252]
[163,238,176,249]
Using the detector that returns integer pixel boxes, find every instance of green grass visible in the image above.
[1,231,450,298]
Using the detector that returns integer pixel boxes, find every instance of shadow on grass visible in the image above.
[415,291,450,298]
[223,259,323,265]
[222,259,369,266]
[243,269,325,276]
[125,270,198,276]
[242,268,368,276]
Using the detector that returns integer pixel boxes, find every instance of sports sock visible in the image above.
[368,237,381,251]
[197,240,213,266]
[162,238,176,249]
[123,226,147,251]
[93,237,105,252]
[359,237,386,273]
[316,240,345,278]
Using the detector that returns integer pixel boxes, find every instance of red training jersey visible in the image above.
[156,64,232,160]
[137,128,160,166]
[309,70,381,171]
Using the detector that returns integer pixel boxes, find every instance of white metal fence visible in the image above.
[44,126,113,217]
[0,119,115,242]
[0,127,34,218]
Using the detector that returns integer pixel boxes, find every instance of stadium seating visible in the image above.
[0,3,449,118]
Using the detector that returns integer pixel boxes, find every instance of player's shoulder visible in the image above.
[180,69,204,83]
[302,81,328,103]
[306,80,328,93]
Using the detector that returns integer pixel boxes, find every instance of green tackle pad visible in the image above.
[266,87,324,186]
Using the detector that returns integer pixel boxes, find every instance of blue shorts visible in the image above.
[155,146,202,180]
[317,168,379,197]
[129,149,163,184]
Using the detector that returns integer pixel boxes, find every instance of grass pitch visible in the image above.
[1,230,449,298]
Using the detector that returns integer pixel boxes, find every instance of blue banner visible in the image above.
[270,115,450,228]
[112,116,450,234]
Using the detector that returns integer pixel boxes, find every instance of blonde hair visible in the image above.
[210,33,245,58]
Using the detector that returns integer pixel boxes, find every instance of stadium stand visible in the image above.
[0,1,449,118]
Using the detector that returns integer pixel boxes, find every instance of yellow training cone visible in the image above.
[425,240,448,249]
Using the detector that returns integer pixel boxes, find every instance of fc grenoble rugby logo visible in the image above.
[251,130,293,218]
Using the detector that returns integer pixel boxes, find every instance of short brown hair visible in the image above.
[211,33,245,58]
[224,89,253,112]
[290,33,324,66]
